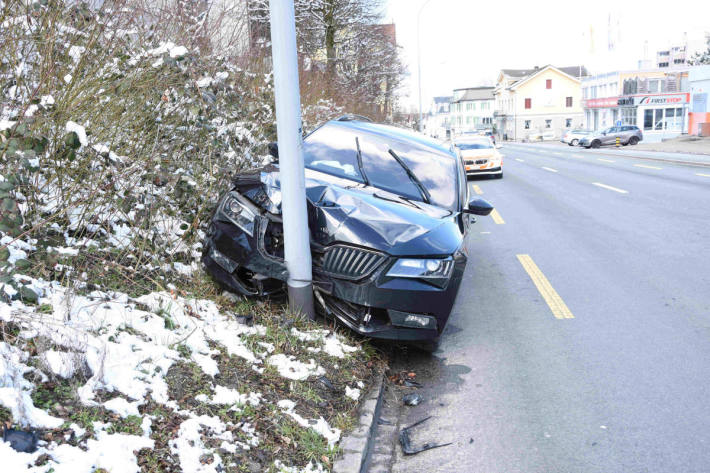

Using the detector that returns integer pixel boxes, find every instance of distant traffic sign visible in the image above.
[616,120,622,127]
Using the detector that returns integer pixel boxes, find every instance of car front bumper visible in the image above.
[466,166,502,176]
[203,218,466,342]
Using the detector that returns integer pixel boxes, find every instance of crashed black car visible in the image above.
[203,116,492,348]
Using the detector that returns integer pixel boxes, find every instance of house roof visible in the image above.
[451,87,494,102]
[501,66,589,79]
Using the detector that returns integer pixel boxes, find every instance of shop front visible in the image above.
[582,97,619,131]
[616,93,689,142]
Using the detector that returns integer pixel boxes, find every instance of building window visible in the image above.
[566,96,573,107]
[525,98,531,109]
[565,118,572,127]
[658,62,669,68]
[524,120,530,129]
[546,79,552,89]
[620,107,637,126]
[466,116,471,124]
[545,119,551,128]
[674,58,685,64]
[466,103,472,111]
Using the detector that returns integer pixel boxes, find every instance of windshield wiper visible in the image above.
[388,149,430,204]
[355,137,370,186]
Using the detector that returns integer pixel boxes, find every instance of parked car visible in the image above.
[453,136,503,179]
[561,129,592,146]
[203,117,493,350]
[578,125,643,148]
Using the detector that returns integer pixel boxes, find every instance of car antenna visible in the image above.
[388,148,431,204]
[355,137,370,186]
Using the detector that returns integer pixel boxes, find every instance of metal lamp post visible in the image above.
[269,0,315,319]
[417,0,433,132]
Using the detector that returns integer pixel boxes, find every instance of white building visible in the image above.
[423,96,452,139]
[449,87,494,136]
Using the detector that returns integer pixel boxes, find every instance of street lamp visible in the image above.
[417,0,433,132]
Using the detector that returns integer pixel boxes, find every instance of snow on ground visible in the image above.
[0,269,357,471]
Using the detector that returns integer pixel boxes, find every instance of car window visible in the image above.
[303,125,364,182]
[360,136,459,211]
[455,141,493,150]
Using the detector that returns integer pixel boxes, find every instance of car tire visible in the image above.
[570,139,578,146]
[629,136,639,145]
[591,140,601,149]
[494,171,503,179]
[622,142,629,146]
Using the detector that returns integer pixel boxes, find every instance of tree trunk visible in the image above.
[324,1,336,80]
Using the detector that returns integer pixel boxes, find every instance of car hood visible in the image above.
[248,168,464,257]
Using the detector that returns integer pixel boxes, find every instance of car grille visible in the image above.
[313,245,386,280]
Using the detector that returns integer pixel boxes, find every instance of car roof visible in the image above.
[314,119,456,160]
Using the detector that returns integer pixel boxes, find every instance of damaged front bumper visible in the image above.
[203,206,466,342]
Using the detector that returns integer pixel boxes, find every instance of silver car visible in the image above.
[561,129,592,146]
[578,125,643,148]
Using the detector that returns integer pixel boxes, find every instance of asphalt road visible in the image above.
[387,143,710,473]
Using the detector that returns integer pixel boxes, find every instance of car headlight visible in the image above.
[218,192,256,237]
[386,257,454,287]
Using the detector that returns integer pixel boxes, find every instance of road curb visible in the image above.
[333,373,386,473]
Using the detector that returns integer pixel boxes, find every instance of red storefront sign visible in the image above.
[583,97,619,108]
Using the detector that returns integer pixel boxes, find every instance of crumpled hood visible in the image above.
[256,169,463,256]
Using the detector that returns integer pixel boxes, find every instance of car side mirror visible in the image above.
[464,197,493,216]
[268,141,279,159]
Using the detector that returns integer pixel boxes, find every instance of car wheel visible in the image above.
[591,140,601,149]
[494,171,503,179]
[629,136,639,145]
[622,142,629,146]
[570,139,578,146]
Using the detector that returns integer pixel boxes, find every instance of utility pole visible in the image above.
[269,0,315,320]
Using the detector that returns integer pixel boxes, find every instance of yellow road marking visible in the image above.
[517,254,574,319]
[696,173,710,178]
[473,185,483,195]
[490,208,505,224]
[634,164,662,170]
[598,158,615,163]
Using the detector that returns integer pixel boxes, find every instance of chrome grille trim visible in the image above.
[316,245,387,280]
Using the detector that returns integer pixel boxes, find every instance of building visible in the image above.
[449,87,494,136]
[582,67,691,141]
[494,66,588,141]
[657,45,688,69]
[689,65,710,136]
[423,96,452,139]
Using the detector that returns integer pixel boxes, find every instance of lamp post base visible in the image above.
[288,283,316,320]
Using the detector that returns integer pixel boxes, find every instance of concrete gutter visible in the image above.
[333,373,386,473]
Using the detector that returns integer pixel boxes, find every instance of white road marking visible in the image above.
[696,173,710,178]
[515,158,524,162]
[480,231,491,234]
[598,158,615,163]
[542,167,558,173]
[553,152,563,156]
[572,154,584,158]
[593,182,628,194]
[634,164,662,170]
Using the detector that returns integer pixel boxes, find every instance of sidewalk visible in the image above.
[505,139,710,167]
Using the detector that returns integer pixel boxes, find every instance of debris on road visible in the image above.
[398,417,452,455]
[403,393,422,406]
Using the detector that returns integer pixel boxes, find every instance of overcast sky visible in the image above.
[385,0,710,112]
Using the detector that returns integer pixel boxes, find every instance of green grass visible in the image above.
[107,415,143,435]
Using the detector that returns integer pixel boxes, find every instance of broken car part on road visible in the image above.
[399,416,452,455]
[203,117,493,347]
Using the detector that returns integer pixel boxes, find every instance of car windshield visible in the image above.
[456,141,492,150]
[303,122,459,211]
